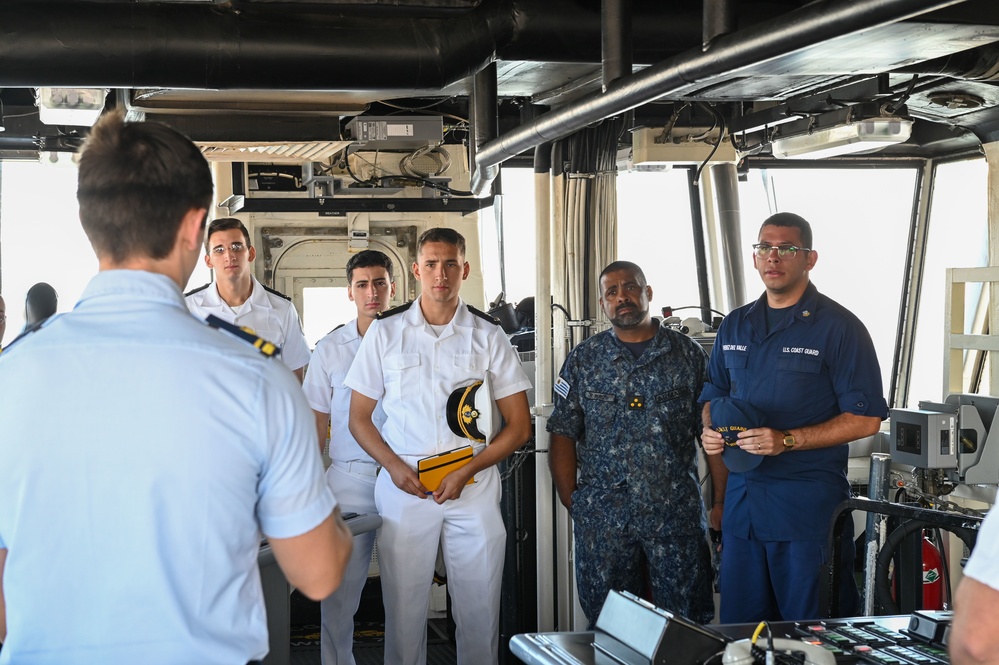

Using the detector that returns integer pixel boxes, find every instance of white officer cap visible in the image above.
[445,371,501,444]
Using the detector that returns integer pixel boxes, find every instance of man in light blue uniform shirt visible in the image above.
[700,212,888,623]
[303,249,395,665]
[0,111,353,665]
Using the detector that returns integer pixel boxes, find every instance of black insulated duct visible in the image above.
[471,0,971,195]
[602,0,633,92]
[471,62,500,194]
[0,1,791,90]
[0,1,509,90]
[703,0,738,50]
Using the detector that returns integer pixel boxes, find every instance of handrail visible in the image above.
[822,497,983,618]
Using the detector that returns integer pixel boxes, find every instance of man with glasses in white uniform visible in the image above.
[186,217,311,380]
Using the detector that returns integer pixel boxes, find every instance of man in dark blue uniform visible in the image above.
[700,212,888,623]
[548,261,723,626]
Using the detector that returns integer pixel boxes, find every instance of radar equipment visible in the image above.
[890,394,999,484]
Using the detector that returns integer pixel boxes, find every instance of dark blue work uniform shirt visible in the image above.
[699,282,889,541]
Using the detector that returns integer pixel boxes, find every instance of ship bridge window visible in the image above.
[737,166,918,395]
[0,161,210,342]
[908,158,989,404]
[302,286,354,349]
[617,170,699,310]
[485,168,699,317]
[482,168,538,305]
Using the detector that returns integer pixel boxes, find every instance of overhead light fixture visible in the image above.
[35,88,108,126]
[771,116,913,160]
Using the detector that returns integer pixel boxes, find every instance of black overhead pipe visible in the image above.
[471,0,969,195]
[703,0,739,50]
[0,1,511,90]
[602,0,633,92]
[534,142,553,175]
[533,103,553,176]
[500,1,728,65]
[471,62,500,199]
[471,63,499,173]
[0,0,738,90]
[686,169,714,326]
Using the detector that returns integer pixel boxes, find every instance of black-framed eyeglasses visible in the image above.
[211,242,248,255]
[752,243,811,259]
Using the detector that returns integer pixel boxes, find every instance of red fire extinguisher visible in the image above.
[921,532,944,610]
[889,529,945,610]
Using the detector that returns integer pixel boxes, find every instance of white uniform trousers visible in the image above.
[321,463,379,665]
[374,465,506,665]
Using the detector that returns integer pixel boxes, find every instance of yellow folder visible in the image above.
[418,445,475,492]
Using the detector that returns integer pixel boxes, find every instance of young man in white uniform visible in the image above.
[186,217,312,380]
[302,249,395,665]
[345,227,532,665]
[0,112,353,665]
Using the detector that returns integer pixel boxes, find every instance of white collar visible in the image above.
[336,319,362,344]
[204,275,274,312]
[404,295,470,328]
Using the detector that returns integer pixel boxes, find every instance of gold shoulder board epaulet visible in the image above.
[467,305,500,325]
[377,302,413,319]
[205,314,281,358]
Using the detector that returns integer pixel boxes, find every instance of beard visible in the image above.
[609,304,647,329]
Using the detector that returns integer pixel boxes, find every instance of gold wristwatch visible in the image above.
[781,430,796,450]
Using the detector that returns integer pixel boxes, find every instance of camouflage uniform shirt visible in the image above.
[547,325,714,624]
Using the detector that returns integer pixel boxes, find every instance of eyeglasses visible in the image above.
[211,242,248,255]
[752,243,811,259]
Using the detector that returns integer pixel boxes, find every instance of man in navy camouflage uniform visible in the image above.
[548,260,724,626]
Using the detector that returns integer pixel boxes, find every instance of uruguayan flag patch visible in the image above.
[554,377,571,399]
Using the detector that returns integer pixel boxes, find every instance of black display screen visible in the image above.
[896,421,922,455]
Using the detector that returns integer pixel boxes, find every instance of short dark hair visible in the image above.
[77,111,213,263]
[205,217,251,253]
[599,260,648,288]
[418,227,466,257]
[760,212,813,248]
[346,249,394,284]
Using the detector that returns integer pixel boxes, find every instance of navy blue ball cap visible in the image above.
[710,397,767,472]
